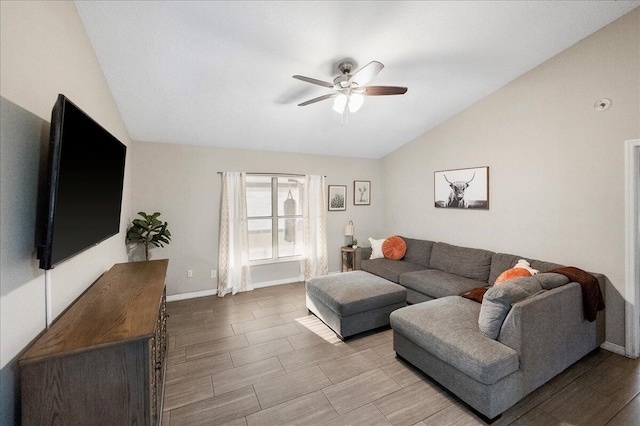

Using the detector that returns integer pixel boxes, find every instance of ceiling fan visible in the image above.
[293,60,407,123]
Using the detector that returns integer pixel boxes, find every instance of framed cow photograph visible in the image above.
[434,166,489,209]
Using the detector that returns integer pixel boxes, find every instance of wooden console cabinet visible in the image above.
[19,260,169,425]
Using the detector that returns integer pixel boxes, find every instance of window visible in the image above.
[246,175,304,262]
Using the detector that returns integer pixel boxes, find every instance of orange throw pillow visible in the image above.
[382,236,407,260]
[495,268,532,285]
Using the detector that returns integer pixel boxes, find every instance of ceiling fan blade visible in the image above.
[349,61,384,87]
[298,93,337,106]
[363,86,408,96]
[292,75,335,88]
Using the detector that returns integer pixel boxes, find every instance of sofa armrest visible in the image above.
[498,283,600,393]
[354,247,372,270]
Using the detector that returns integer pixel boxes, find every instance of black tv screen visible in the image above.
[37,95,126,270]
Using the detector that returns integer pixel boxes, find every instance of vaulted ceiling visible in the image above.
[75,1,638,158]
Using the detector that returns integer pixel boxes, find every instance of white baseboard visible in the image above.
[167,278,304,301]
[167,289,217,302]
[600,341,626,356]
[252,277,304,289]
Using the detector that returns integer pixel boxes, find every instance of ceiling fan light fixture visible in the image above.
[332,93,347,113]
[348,93,364,113]
[294,59,406,120]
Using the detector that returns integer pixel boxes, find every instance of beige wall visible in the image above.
[131,141,383,296]
[0,2,132,424]
[381,10,640,348]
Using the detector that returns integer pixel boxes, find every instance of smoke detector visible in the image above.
[594,98,612,111]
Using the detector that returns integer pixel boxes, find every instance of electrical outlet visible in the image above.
[187,270,193,278]
[211,270,217,279]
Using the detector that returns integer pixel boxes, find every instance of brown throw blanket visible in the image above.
[461,287,489,303]
[548,267,605,322]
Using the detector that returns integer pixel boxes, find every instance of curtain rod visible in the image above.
[217,172,326,177]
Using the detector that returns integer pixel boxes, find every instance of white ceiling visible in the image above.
[75,1,638,159]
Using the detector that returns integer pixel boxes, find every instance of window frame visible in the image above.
[246,174,304,264]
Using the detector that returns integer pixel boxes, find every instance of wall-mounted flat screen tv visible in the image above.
[37,94,126,270]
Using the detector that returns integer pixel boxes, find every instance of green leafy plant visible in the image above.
[330,194,345,209]
[126,212,171,261]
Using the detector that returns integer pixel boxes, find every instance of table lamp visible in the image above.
[345,220,354,247]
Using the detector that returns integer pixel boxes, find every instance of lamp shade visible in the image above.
[348,93,364,113]
[344,220,354,236]
[332,94,347,114]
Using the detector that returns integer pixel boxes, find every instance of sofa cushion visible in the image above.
[530,259,564,274]
[382,236,407,260]
[400,237,435,268]
[533,272,570,290]
[489,253,522,285]
[306,271,406,316]
[400,269,485,299]
[429,242,494,282]
[479,277,544,339]
[489,253,564,285]
[361,259,427,283]
[390,297,519,385]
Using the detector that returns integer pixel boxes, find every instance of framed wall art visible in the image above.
[328,185,347,211]
[434,166,489,209]
[353,180,371,205]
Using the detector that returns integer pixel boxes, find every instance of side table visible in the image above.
[341,246,356,272]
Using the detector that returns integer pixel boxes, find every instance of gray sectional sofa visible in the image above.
[354,237,606,422]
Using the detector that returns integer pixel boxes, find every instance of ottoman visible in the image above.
[306,271,407,339]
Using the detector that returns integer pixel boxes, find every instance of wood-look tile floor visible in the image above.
[162,282,640,426]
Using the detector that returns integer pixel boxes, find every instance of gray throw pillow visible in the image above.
[532,272,570,290]
[479,277,544,339]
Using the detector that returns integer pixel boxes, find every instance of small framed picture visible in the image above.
[353,181,371,205]
[434,166,489,209]
[328,185,347,211]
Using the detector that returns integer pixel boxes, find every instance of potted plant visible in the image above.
[126,211,171,261]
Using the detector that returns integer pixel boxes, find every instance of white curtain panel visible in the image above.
[303,175,328,280]
[218,172,253,296]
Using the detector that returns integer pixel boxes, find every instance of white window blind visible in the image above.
[246,175,305,263]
